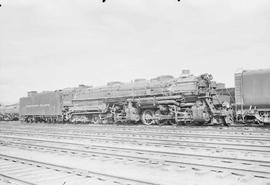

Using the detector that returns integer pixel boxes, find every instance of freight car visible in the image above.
[69,71,232,125]
[0,104,19,121]
[235,69,270,124]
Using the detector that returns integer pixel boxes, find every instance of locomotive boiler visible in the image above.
[69,71,232,125]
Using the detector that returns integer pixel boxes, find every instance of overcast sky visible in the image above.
[0,0,269,104]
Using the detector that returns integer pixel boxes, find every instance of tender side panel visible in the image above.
[19,92,62,116]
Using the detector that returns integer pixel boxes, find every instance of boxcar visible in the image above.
[235,69,270,124]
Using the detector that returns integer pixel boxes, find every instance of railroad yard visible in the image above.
[1,0,270,184]
[0,121,269,185]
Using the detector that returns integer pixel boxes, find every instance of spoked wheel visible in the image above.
[154,110,165,126]
[141,109,156,125]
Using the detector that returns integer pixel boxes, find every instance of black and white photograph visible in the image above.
[0,0,270,185]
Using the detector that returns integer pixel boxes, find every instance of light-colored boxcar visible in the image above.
[235,69,270,124]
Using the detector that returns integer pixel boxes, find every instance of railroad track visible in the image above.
[0,153,159,185]
[2,124,270,139]
[1,138,270,180]
[0,134,270,162]
[0,173,35,185]
[2,121,270,130]
[2,121,270,136]
[1,130,270,153]
[2,127,270,140]
[2,123,270,136]
[1,122,270,184]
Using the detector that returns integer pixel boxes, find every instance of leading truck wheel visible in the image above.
[141,110,155,125]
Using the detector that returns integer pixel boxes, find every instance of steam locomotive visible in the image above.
[19,71,233,125]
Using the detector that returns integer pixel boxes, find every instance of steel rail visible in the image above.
[1,131,270,151]
[3,138,270,164]
[2,123,270,136]
[1,128,270,141]
[0,154,160,185]
[2,141,270,179]
[2,126,270,139]
[0,173,35,185]
[1,135,270,160]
